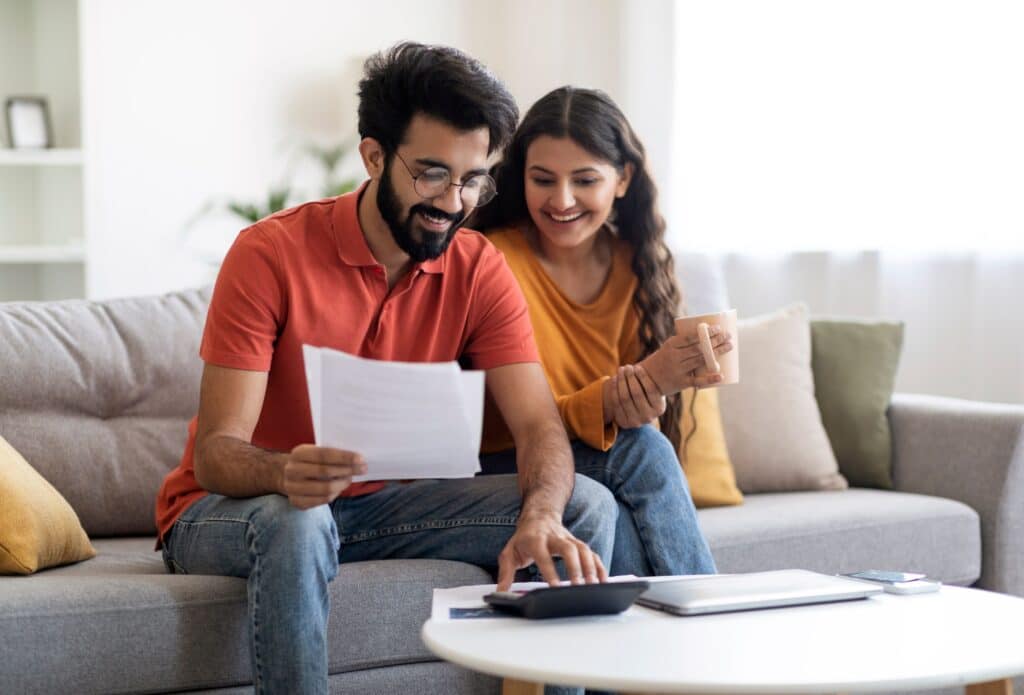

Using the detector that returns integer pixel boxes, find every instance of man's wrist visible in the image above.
[266,451,288,495]
[518,505,562,525]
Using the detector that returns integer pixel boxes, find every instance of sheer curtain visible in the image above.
[716,252,1024,404]
[661,1,1024,403]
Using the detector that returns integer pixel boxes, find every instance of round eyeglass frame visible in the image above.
[393,151,497,207]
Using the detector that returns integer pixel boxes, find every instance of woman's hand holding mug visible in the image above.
[638,309,739,396]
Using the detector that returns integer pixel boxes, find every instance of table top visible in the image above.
[421,585,1024,693]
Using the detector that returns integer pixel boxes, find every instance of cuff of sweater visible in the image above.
[569,377,618,452]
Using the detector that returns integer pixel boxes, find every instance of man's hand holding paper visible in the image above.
[280,444,368,510]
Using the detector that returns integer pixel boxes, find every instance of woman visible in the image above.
[475,86,732,577]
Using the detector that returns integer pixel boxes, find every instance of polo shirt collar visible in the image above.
[332,182,447,274]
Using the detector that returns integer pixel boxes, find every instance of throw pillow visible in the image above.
[0,435,96,574]
[811,319,904,488]
[678,387,744,507]
[717,303,848,493]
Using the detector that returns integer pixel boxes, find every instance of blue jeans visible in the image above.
[162,474,617,695]
[481,424,717,577]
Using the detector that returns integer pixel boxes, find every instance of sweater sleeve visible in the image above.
[555,377,618,452]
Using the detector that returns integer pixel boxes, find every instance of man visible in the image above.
[155,43,616,694]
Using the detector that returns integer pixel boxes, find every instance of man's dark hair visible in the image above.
[358,42,518,156]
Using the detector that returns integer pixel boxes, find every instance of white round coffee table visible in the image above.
[422,585,1024,694]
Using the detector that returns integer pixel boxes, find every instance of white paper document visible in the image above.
[302,345,484,481]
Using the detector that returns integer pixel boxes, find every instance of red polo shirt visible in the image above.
[154,185,539,542]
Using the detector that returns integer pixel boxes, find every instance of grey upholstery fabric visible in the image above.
[890,393,1024,596]
[199,662,500,694]
[699,489,981,585]
[0,538,493,695]
[0,289,209,536]
[0,494,981,695]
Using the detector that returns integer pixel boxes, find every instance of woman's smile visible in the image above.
[543,209,588,225]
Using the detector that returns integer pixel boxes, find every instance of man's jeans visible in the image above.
[162,473,617,695]
[482,424,717,577]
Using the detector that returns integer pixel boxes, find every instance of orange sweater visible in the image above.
[481,227,641,453]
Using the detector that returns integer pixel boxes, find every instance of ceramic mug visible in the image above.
[673,309,739,385]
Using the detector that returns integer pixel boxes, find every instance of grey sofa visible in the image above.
[1,284,1022,695]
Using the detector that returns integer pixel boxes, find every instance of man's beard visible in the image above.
[377,162,465,262]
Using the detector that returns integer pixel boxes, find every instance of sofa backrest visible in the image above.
[0,252,727,537]
[0,288,210,537]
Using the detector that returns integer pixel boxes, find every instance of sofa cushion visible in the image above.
[679,387,743,508]
[699,489,981,585]
[0,538,493,694]
[717,303,848,493]
[0,435,96,574]
[811,318,905,489]
[0,288,209,536]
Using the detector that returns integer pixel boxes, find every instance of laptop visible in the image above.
[636,569,884,616]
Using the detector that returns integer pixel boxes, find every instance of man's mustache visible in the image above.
[410,204,465,226]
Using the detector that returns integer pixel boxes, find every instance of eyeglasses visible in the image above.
[393,152,497,208]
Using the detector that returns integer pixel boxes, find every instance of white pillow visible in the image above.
[717,303,848,493]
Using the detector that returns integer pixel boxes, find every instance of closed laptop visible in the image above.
[636,569,884,616]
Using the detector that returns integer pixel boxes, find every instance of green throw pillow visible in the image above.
[810,319,904,489]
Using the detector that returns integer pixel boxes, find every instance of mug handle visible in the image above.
[696,323,721,374]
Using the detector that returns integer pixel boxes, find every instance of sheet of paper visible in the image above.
[431,582,556,622]
[302,345,322,443]
[303,345,483,481]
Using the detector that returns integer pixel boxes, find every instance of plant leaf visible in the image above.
[324,178,359,198]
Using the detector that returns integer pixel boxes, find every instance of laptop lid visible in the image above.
[636,569,883,616]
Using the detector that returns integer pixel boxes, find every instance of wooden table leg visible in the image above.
[502,678,545,695]
[967,679,1013,695]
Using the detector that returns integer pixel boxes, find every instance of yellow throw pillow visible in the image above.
[678,387,744,508]
[0,435,96,574]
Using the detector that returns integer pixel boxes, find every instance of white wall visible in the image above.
[82,0,469,298]
[463,0,676,212]
[81,0,652,300]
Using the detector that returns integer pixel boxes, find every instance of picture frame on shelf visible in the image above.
[4,96,53,149]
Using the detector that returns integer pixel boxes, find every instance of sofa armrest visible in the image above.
[888,393,1024,596]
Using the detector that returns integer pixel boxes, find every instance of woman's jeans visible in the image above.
[162,473,617,695]
[481,424,717,577]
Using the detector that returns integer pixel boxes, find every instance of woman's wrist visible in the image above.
[636,356,666,396]
[601,375,618,426]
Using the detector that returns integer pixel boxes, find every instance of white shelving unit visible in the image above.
[0,148,83,166]
[0,243,84,264]
[0,0,86,302]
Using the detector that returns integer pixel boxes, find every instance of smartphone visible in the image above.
[483,581,650,620]
[843,570,927,584]
[883,579,941,595]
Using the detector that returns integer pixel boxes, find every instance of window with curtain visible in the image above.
[670,0,1024,254]
[666,1,1024,403]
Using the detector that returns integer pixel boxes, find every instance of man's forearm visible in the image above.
[194,434,287,498]
[515,421,575,520]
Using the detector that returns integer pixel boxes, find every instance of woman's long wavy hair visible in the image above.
[475,86,684,451]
